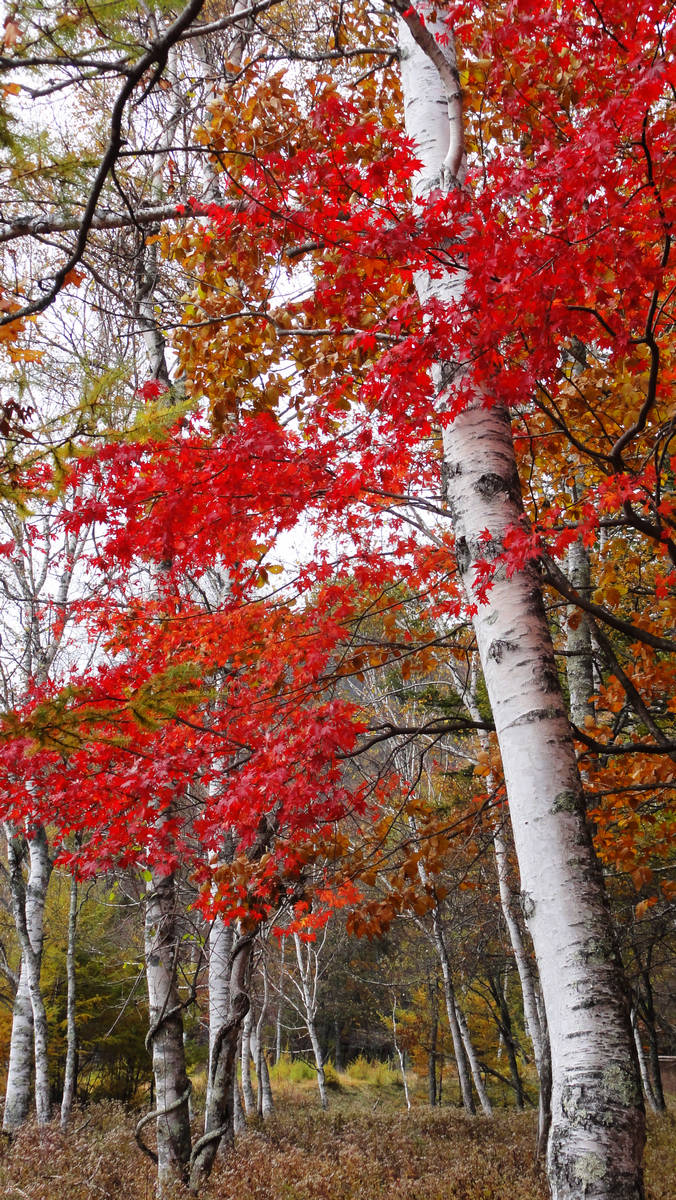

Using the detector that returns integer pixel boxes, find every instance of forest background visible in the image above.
[0,1,674,1198]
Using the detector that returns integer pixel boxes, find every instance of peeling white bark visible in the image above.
[398,10,645,1197]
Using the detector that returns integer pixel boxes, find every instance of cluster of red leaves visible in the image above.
[1,0,674,925]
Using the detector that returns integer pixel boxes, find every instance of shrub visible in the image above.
[270,1054,317,1084]
[323,1060,342,1090]
[345,1055,397,1086]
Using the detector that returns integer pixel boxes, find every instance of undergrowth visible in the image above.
[0,1093,673,1200]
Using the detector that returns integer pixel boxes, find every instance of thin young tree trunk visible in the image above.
[433,918,475,1114]
[240,1006,257,1115]
[505,1029,525,1110]
[391,998,411,1110]
[492,812,552,1149]
[453,680,546,1082]
[398,11,644,1197]
[418,858,486,1114]
[257,1050,274,1118]
[631,1009,659,1114]
[639,974,666,1113]
[275,936,286,1064]
[139,868,192,1194]
[496,966,507,1061]
[334,1018,346,1073]
[233,1060,245,1134]
[410,829,475,1113]
[454,987,493,1116]
[427,974,438,1106]
[489,971,525,1110]
[292,932,328,1110]
[307,1020,328,1110]
[251,961,273,1117]
[60,869,79,1129]
[491,822,545,1070]
[536,1016,553,1163]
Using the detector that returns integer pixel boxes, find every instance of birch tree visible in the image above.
[291,928,330,1110]
[396,7,644,1196]
[3,827,52,1128]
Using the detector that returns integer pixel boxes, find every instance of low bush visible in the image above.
[270,1053,316,1083]
[345,1054,398,1087]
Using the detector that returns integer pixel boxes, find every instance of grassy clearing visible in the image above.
[0,1088,673,1200]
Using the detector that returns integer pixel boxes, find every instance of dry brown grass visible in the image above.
[0,1092,673,1200]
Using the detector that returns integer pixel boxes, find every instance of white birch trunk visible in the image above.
[455,994,493,1116]
[250,962,273,1118]
[399,11,644,1197]
[240,1006,257,1115]
[631,1009,659,1114]
[293,932,328,1110]
[140,868,192,1194]
[275,935,286,1063]
[4,825,53,1127]
[135,42,183,386]
[189,931,254,1191]
[491,821,545,1071]
[191,819,279,1187]
[257,1047,274,1118]
[391,999,411,1110]
[60,870,78,1129]
[206,918,233,1116]
[3,959,34,1131]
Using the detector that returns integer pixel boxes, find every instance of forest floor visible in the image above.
[0,1080,674,1200]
